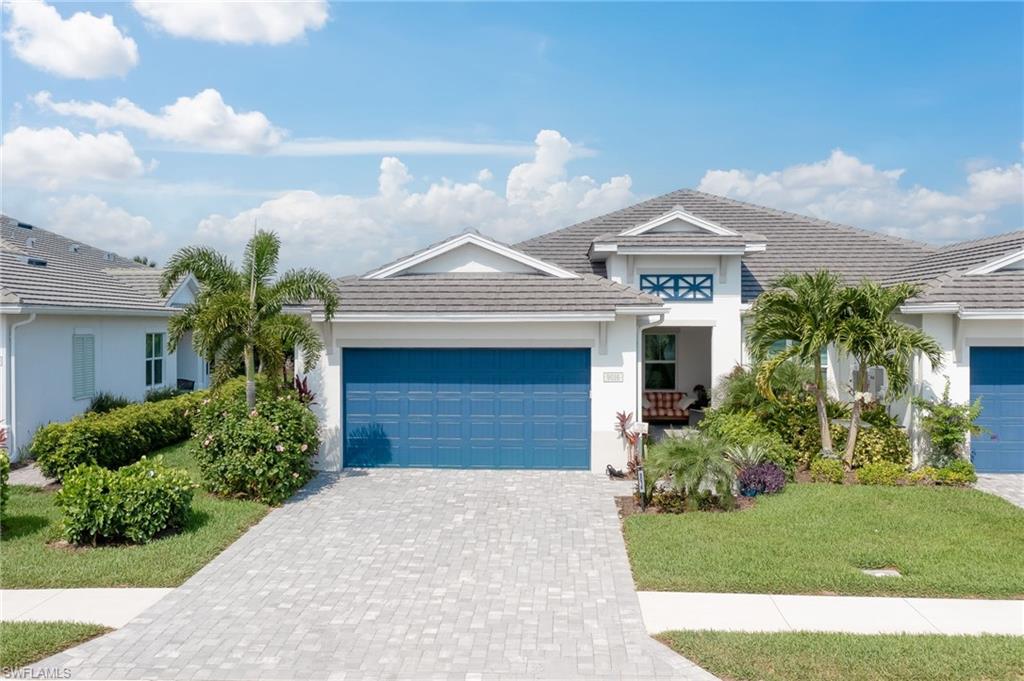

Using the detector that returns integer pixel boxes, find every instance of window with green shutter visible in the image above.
[72,334,95,400]
[145,332,165,387]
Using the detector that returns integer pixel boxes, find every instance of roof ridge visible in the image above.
[936,228,1024,252]
[683,188,937,252]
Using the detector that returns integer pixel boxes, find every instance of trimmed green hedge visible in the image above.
[31,391,206,480]
[0,448,10,521]
[56,456,195,545]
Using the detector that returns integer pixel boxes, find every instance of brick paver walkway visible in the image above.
[35,469,713,681]
[975,474,1024,508]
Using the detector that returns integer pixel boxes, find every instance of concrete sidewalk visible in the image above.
[638,591,1024,636]
[1,589,172,628]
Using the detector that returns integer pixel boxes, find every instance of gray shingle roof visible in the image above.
[895,230,1024,310]
[517,189,936,301]
[333,272,664,314]
[0,215,174,312]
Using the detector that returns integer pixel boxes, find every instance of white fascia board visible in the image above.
[964,248,1024,275]
[617,246,748,256]
[957,309,1024,320]
[0,304,176,317]
[364,233,579,280]
[162,273,199,306]
[618,207,740,237]
[614,305,671,315]
[316,311,615,323]
[899,303,961,314]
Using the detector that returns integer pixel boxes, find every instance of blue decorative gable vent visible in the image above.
[639,274,713,301]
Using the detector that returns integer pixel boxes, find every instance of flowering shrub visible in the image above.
[32,391,206,480]
[56,456,195,545]
[855,461,906,486]
[809,458,844,484]
[192,388,318,505]
[737,462,786,496]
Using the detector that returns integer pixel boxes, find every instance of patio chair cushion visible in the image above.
[643,391,690,421]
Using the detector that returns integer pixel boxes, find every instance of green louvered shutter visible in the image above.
[72,334,95,400]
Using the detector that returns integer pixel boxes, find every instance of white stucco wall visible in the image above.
[305,317,641,474]
[1,313,177,458]
[605,253,745,400]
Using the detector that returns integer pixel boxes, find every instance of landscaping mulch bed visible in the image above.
[615,494,755,519]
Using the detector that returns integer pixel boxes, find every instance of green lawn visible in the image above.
[0,621,110,669]
[0,443,269,588]
[624,483,1024,598]
[659,631,1024,681]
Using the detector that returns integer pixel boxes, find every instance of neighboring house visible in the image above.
[0,216,208,459]
[301,189,1023,474]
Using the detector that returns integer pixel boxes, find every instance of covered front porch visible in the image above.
[641,325,713,428]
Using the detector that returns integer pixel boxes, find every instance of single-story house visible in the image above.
[300,189,1023,473]
[0,215,209,458]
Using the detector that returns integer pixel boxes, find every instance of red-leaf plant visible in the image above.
[615,411,641,474]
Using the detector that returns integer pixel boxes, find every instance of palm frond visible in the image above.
[160,246,239,296]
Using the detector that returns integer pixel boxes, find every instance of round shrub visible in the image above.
[737,462,786,496]
[56,456,195,545]
[936,459,977,486]
[192,389,318,505]
[848,426,911,468]
[809,458,844,484]
[855,461,906,486]
[909,466,939,485]
[699,409,799,473]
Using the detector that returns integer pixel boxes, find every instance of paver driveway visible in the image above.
[37,469,714,681]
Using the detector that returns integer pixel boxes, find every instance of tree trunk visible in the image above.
[814,352,833,456]
[843,363,869,467]
[244,344,256,409]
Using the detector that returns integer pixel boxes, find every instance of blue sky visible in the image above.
[2,1,1022,273]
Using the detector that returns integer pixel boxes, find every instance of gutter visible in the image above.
[0,305,176,317]
[8,313,36,456]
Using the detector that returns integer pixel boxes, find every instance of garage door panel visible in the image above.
[343,348,591,469]
[971,347,1024,473]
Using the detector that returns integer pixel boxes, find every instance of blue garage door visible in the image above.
[970,347,1024,473]
[343,348,591,469]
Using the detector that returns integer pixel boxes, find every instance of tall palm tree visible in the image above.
[160,230,339,408]
[747,270,847,457]
[836,281,943,466]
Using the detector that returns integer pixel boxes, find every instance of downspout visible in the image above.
[9,313,37,457]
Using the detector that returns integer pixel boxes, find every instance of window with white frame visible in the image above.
[644,333,676,390]
[72,334,95,400]
[145,332,165,387]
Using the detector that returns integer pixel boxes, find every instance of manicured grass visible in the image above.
[624,483,1024,598]
[659,631,1024,681]
[0,621,110,669]
[0,443,269,588]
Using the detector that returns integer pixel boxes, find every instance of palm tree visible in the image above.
[747,270,847,457]
[159,230,339,408]
[836,281,943,466]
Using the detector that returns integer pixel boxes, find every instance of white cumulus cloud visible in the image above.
[197,130,634,273]
[2,0,138,78]
[33,89,285,154]
[45,195,165,255]
[132,0,328,45]
[698,149,1024,242]
[1,126,147,190]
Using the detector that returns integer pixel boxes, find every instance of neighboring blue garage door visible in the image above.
[343,348,590,469]
[970,347,1024,473]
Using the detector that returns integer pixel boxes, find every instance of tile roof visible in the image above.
[332,272,664,314]
[517,188,937,301]
[894,230,1024,310]
[0,215,174,312]
[590,232,759,248]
